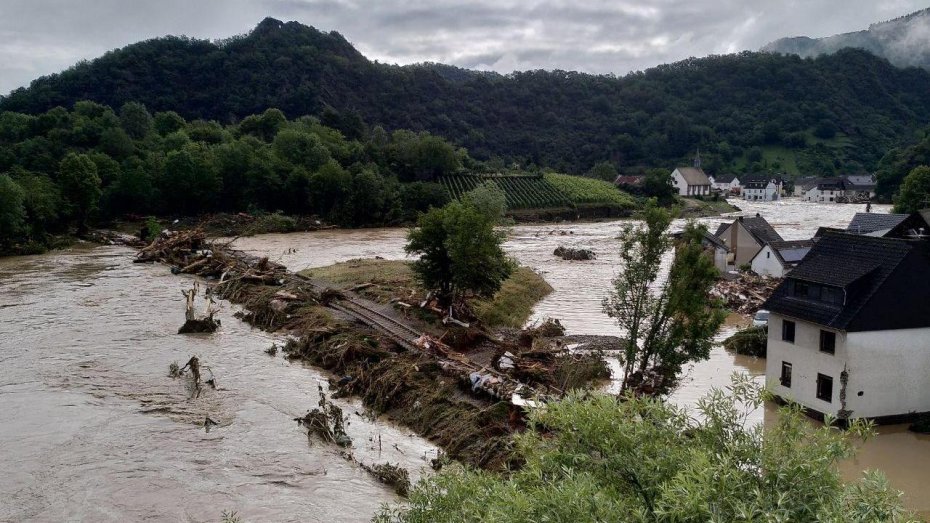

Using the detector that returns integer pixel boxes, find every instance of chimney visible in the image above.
[755,213,760,218]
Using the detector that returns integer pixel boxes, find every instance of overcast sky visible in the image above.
[1,0,926,95]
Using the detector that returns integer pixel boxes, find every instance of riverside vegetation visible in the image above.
[0,101,642,255]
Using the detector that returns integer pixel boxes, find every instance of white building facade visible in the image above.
[766,315,930,419]
[670,167,711,196]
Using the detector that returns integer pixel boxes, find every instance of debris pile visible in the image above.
[710,273,779,315]
[298,386,352,447]
[135,228,287,285]
[360,462,411,496]
[553,246,596,260]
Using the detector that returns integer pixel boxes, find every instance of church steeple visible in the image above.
[693,148,702,169]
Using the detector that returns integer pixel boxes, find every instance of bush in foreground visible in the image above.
[379,375,915,522]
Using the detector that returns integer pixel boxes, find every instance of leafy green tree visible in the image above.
[153,111,186,136]
[272,129,330,171]
[161,144,221,214]
[381,376,914,523]
[602,204,724,391]
[587,161,618,182]
[641,168,676,206]
[406,201,514,307]
[893,165,930,213]
[58,152,101,231]
[119,101,153,139]
[462,181,507,223]
[399,181,449,220]
[0,174,27,245]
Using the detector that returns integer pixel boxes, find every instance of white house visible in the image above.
[793,176,820,197]
[709,174,740,193]
[741,176,784,201]
[764,233,930,421]
[670,167,711,196]
[714,214,784,268]
[749,239,813,278]
[804,178,845,203]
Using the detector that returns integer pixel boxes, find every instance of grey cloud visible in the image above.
[1,0,928,94]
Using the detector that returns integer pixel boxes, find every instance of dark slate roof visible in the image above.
[795,176,820,190]
[846,213,909,235]
[714,222,729,237]
[713,174,738,184]
[764,233,930,332]
[740,215,783,245]
[769,239,814,264]
[675,167,711,186]
[702,231,729,251]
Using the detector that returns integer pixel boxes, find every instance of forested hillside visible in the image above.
[4,18,930,177]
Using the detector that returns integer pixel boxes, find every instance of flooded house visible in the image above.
[714,214,783,268]
[741,174,784,201]
[709,174,740,193]
[764,233,930,421]
[749,239,814,277]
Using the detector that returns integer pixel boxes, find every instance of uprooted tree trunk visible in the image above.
[178,283,221,334]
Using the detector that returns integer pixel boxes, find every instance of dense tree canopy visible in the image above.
[3,18,929,183]
[894,166,930,213]
[0,102,460,252]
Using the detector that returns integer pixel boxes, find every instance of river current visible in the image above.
[3,199,929,519]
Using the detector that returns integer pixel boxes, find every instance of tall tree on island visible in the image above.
[602,202,724,392]
[58,153,102,233]
[405,198,513,308]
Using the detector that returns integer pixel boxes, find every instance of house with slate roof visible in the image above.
[709,174,741,193]
[750,239,814,278]
[846,212,930,239]
[741,174,784,201]
[764,232,930,421]
[714,213,784,268]
[670,167,711,196]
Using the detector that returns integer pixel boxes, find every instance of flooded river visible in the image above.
[0,245,436,522]
[3,199,929,519]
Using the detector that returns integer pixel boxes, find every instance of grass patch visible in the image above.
[473,267,553,328]
[304,259,417,304]
[304,259,553,328]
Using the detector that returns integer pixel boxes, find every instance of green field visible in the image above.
[440,173,635,211]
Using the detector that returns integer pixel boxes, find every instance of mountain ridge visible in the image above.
[4,17,930,176]
[763,8,930,70]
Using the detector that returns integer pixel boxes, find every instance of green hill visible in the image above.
[4,18,930,177]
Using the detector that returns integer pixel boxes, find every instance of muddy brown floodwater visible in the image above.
[233,199,930,515]
[3,199,928,519]
[0,244,437,522]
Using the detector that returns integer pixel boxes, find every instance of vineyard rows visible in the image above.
[440,174,571,210]
[440,173,635,211]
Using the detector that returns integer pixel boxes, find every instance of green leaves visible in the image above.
[406,200,513,306]
[386,377,913,522]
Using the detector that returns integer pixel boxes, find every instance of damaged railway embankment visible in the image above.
[134,229,612,472]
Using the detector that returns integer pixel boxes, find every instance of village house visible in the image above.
[741,174,784,201]
[714,214,783,268]
[750,239,814,278]
[793,176,820,197]
[670,167,711,196]
[709,174,741,193]
[613,174,644,190]
[841,174,877,201]
[846,211,930,239]
[804,178,846,203]
[764,233,930,421]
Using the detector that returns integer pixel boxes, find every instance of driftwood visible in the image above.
[178,283,220,334]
